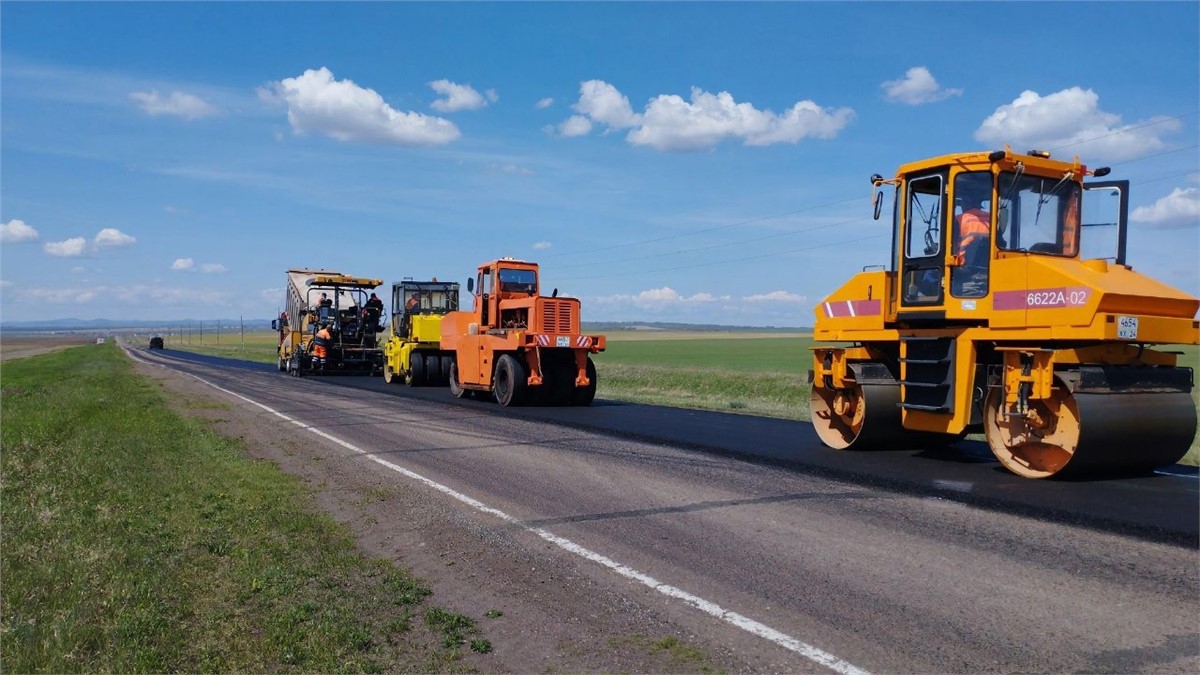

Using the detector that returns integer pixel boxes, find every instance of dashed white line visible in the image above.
[126,347,869,675]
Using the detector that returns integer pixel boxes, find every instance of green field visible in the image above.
[154,329,1200,466]
[1,344,487,672]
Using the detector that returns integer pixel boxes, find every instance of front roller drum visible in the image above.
[810,382,907,449]
[984,378,1196,478]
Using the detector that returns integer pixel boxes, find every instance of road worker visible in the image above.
[955,192,991,269]
[312,322,332,369]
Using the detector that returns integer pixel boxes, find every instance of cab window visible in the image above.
[997,172,1081,257]
[906,175,943,259]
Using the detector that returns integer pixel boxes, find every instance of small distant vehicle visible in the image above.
[148,336,164,349]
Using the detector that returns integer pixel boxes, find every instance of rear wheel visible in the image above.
[277,354,286,372]
[494,354,528,407]
[407,352,426,386]
[449,360,468,398]
[440,353,453,385]
[570,357,597,406]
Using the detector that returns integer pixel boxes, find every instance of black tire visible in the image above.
[570,357,597,406]
[425,353,443,386]
[289,353,302,378]
[408,352,426,386]
[449,360,468,398]
[277,355,286,372]
[494,354,528,407]
[440,353,453,385]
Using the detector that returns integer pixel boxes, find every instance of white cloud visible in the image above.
[14,284,235,307]
[974,87,1180,162]
[429,79,491,112]
[535,97,554,109]
[201,263,227,273]
[744,290,806,303]
[561,80,854,152]
[1,219,39,244]
[557,115,593,137]
[93,228,136,248]
[266,67,460,146]
[129,89,218,120]
[573,80,641,129]
[881,66,962,105]
[595,287,729,309]
[485,88,499,103]
[533,241,552,250]
[44,237,88,257]
[501,164,533,176]
[171,258,195,271]
[1131,187,1200,227]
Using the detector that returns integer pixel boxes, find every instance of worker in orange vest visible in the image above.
[955,192,991,269]
[312,322,332,369]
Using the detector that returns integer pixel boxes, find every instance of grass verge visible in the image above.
[1,343,483,673]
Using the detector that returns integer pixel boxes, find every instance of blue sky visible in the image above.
[2,1,1198,326]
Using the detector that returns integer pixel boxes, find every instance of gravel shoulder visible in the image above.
[132,355,751,673]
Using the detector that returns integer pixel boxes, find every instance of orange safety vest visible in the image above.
[313,327,331,359]
[956,208,990,261]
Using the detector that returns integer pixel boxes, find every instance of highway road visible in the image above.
[129,346,1200,673]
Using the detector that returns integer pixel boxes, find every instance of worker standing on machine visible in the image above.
[312,322,332,370]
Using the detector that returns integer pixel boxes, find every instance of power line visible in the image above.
[1049,110,1200,153]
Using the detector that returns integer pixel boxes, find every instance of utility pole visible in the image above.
[200,320,204,344]
[240,315,245,349]
[217,319,221,345]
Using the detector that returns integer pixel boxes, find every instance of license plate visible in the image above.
[556,336,570,347]
[1117,316,1138,340]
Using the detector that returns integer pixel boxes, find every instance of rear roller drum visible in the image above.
[984,379,1196,478]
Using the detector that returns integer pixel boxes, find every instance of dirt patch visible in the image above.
[0,335,97,362]
[131,358,751,673]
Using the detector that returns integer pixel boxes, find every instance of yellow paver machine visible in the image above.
[810,149,1199,478]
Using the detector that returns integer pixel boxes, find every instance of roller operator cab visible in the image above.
[381,279,460,386]
[811,149,1200,478]
[440,258,606,406]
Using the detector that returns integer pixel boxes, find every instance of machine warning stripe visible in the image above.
[994,286,1092,311]
[822,299,882,319]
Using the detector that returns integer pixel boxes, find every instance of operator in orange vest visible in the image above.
[312,322,332,369]
[955,192,991,269]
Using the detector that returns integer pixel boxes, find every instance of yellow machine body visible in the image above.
[811,150,1199,478]
[381,279,460,387]
[273,269,386,376]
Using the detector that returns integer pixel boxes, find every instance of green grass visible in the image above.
[1,343,484,673]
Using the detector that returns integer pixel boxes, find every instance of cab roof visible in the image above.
[895,150,1086,178]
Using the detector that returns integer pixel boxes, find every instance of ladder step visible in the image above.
[899,403,950,412]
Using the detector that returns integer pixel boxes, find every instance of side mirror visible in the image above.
[552,288,558,298]
[271,319,278,331]
[872,191,883,221]
[467,278,475,293]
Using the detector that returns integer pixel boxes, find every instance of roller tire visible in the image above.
[494,354,528,407]
[425,353,443,386]
[407,352,426,386]
[449,361,468,398]
[440,353,453,385]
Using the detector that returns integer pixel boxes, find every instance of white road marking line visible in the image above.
[126,348,867,675]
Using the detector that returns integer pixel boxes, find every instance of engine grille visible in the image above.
[539,299,575,334]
